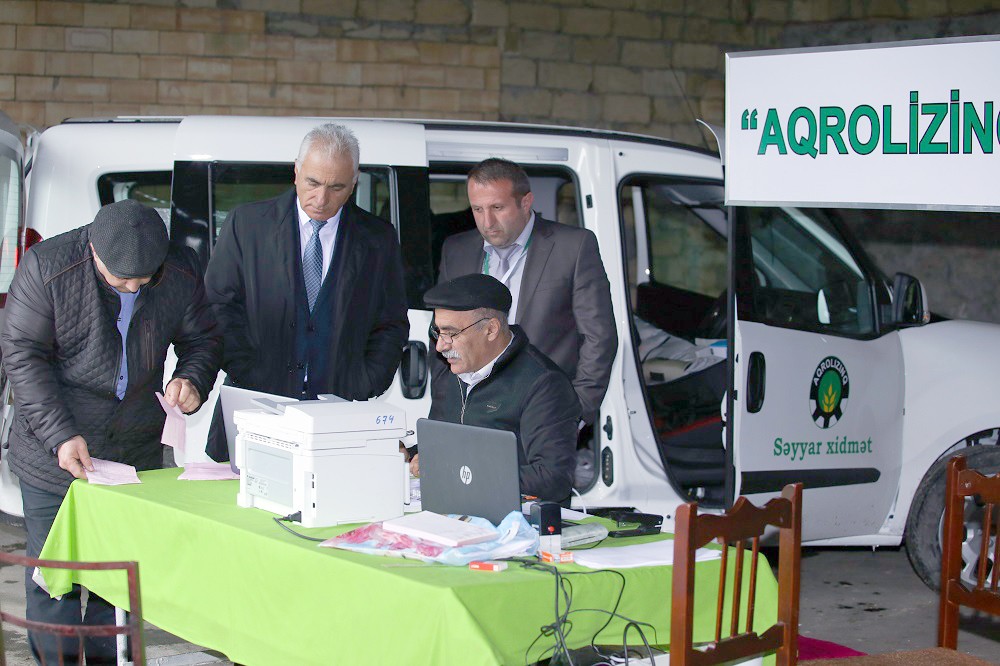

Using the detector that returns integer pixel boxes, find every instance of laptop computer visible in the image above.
[415,418,521,526]
[218,385,297,474]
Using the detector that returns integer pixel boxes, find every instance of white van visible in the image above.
[1,114,997,590]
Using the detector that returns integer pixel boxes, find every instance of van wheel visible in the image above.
[905,445,1000,591]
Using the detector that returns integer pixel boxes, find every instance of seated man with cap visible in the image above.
[414,273,580,503]
[1,199,220,663]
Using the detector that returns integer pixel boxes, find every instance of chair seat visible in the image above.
[805,647,994,666]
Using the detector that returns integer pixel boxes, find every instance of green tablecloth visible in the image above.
[40,468,778,665]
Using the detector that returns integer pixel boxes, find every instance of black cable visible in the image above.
[511,558,660,666]
[272,515,326,542]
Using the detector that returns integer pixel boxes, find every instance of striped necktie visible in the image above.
[492,244,518,281]
[303,219,327,311]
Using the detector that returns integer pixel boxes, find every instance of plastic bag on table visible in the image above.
[320,511,538,565]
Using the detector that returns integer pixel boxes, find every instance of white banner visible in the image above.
[725,36,1000,211]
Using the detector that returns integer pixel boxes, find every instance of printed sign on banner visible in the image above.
[725,36,1000,211]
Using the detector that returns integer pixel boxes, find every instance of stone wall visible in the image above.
[0,0,502,127]
[4,1,997,143]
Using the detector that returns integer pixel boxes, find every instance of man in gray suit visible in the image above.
[431,158,616,424]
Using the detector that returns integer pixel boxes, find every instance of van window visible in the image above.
[0,148,22,304]
[745,206,875,336]
[620,177,727,340]
[97,171,172,223]
[420,165,582,300]
[209,164,391,244]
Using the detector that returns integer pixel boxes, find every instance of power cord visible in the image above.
[273,513,326,542]
[510,558,657,666]
[571,487,588,516]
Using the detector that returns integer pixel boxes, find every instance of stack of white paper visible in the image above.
[382,511,497,547]
[574,539,722,569]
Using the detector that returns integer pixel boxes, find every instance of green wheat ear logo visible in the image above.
[810,357,849,429]
[819,377,840,413]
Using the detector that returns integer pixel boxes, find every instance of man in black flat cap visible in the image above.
[1,199,220,664]
[413,274,580,503]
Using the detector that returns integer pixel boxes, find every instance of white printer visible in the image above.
[234,398,408,528]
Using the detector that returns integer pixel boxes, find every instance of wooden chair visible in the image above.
[939,454,1000,649]
[0,551,145,666]
[808,454,999,666]
[670,482,802,666]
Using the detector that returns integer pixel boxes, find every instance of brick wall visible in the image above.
[0,0,501,128]
[3,0,999,142]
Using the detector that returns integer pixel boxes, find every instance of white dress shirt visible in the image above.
[482,213,534,324]
[296,200,343,281]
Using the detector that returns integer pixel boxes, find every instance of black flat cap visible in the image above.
[423,274,512,313]
[89,200,169,278]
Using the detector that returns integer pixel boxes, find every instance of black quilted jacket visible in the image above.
[0,226,221,495]
[427,326,581,503]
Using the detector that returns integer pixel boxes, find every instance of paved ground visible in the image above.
[798,546,999,663]
[0,517,997,664]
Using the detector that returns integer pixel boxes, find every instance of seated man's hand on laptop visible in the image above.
[409,453,419,478]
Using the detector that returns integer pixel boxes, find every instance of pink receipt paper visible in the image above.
[178,462,240,481]
[87,458,141,485]
[155,392,186,454]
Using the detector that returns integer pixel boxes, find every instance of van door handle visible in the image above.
[399,341,427,399]
[747,351,765,413]
[602,415,613,440]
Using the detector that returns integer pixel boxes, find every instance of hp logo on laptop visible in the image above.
[459,465,473,485]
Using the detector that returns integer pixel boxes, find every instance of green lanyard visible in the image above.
[481,234,533,275]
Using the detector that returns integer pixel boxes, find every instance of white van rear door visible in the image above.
[0,111,24,518]
[0,112,24,323]
[731,206,904,541]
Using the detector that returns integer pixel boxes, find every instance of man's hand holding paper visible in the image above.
[86,459,142,485]
[156,391,187,454]
[56,436,95,480]
[164,377,201,413]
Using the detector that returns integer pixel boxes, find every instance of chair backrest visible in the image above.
[938,454,1000,649]
[671,482,802,666]
[0,551,145,666]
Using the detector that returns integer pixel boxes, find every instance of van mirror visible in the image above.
[891,273,929,327]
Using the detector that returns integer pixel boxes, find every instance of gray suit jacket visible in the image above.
[432,215,617,422]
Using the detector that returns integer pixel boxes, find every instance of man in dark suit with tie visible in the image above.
[432,158,617,425]
[205,124,408,418]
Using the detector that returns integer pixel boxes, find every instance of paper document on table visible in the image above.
[574,539,722,569]
[155,392,186,454]
[178,462,240,481]
[86,458,141,485]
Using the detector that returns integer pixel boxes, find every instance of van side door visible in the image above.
[732,206,904,541]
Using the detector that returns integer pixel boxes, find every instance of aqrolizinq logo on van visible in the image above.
[810,356,849,429]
